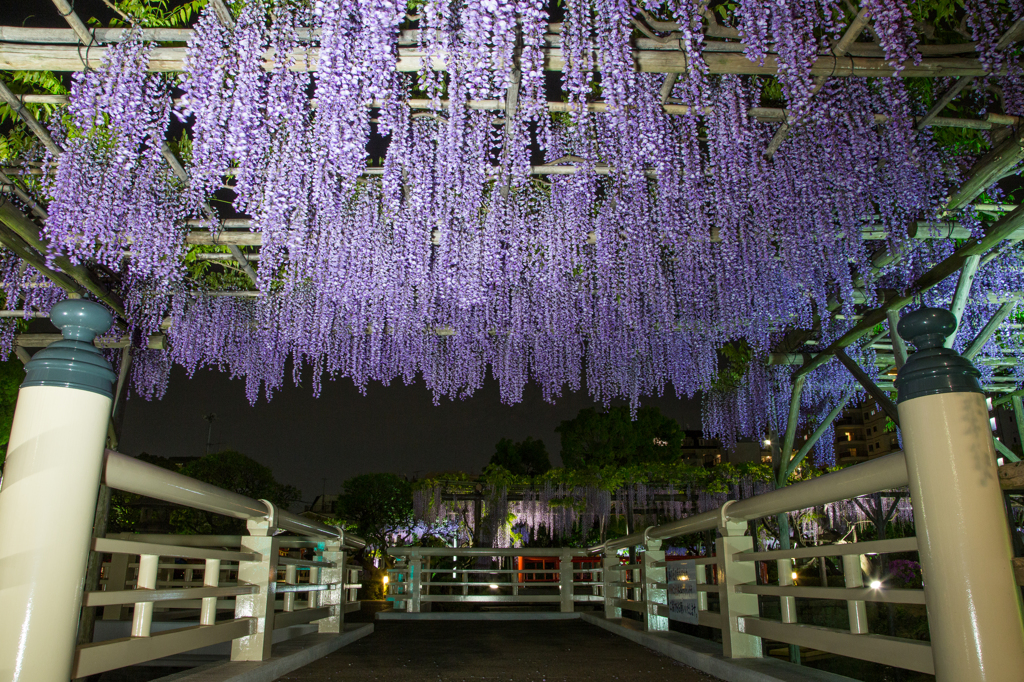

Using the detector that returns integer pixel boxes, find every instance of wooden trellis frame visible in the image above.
[0,0,1023,405]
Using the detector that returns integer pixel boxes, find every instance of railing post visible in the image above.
[408,551,422,613]
[841,551,868,634]
[316,534,346,634]
[603,549,622,619]
[0,300,116,682]
[231,501,280,662]
[130,554,160,637]
[200,558,221,626]
[895,307,1024,681]
[559,548,574,613]
[642,535,667,631]
[717,503,762,658]
[283,562,297,612]
[776,558,796,625]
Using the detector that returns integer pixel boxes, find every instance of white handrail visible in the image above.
[102,449,365,548]
[589,451,908,553]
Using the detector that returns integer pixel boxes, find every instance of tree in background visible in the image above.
[170,450,300,534]
[333,473,414,599]
[557,406,683,468]
[0,357,23,474]
[489,436,552,476]
[333,473,413,558]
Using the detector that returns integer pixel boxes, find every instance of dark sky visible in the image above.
[118,367,702,505]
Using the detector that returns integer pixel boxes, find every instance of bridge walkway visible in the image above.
[277,620,723,682]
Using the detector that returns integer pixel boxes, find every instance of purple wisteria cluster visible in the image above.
[3,0,1022,449]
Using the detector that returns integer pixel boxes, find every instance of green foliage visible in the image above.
[714,338,753,391]
[89,0,205,28]
[0,357,23,472]
[556,405,684,469]
[184,244,257,290]
[170,450,301,534]
[333,473,414,557]
[489,436,552,476]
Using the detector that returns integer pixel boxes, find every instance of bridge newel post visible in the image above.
[0,299,116,682]
[231,502,280,661]
[316,534,345,634]
[602,549,622,619]
[408,550,422,613]
[716,506,762,658]
[894,307,1024,681]
[559,547,574,612]
[641,535,667,631]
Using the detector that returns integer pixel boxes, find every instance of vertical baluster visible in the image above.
[603,549,622,619]
[131,554,160,638]
[283,563,297,612]
[559,548,573,613]
[717,510,761,658]
[842,552,868,634]
[200,558,220,626]
[642,537,667,631]
[777,558,796,625]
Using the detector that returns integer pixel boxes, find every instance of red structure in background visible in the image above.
[516,555,603,583]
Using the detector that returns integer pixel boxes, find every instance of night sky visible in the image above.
[118,366,703,504]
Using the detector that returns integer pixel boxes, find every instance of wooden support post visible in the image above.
[842,553,868,634]
[231,508,280,662]
[717,509,761,658]
[964,300,1018,359]
[603,549,622,619]
[834,348,900,425]
[408,551,422,613]
[317,538,345,634]
[886,309,908,370]
[642,537,667,631]
[947,255,981,347]
[559,547,574,613]
[200,558,220,626]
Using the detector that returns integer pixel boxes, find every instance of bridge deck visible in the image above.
[277,620,723,682]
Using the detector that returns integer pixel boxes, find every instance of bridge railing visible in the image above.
[69,449,366,679]
[386,547,604,612]
[588,451,937,676]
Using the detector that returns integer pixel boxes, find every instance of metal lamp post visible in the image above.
[0,299,116,682]
[895,307,1024,680]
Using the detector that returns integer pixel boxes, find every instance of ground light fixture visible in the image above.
[489,584,499,589]
[869,580,883,590]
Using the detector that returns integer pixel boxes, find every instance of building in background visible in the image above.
[835,400,899,466]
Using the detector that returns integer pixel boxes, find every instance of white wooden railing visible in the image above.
[386,547,604,612]
[71,450,366,679]
[588,451,936,675]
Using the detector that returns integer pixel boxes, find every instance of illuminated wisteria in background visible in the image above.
[0,0,1021,451]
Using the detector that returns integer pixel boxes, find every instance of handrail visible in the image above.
[102,449,365,548]
[588,451,908,553]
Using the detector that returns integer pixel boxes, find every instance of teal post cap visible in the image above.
[21,299,117,398]
[894,306,982,404]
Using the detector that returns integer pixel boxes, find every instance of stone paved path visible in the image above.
[278,620,724,682]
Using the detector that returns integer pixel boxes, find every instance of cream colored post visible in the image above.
[695,562,708,614]
[642,537,667,631]
[603,549,622,618]
[559,548,574,613]
[717,506,762,658]
[200,558,221,625]
[317,536,345,634]
[231,504,280,661]
[895,307,1024,681]
[841,553,868,634]
[0,300,116,682]
[131,554,160,637]
[283,563,297,612]
[776,558,796,624]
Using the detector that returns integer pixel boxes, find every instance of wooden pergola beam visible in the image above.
[947,126,1024,210]
[0,42,1009,77]
[15,333,166,349]
[794,203,1024,379]
[0,198,127,317]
